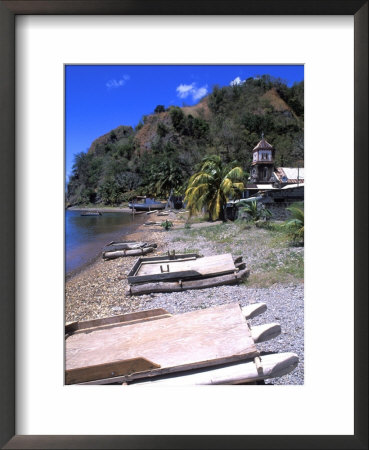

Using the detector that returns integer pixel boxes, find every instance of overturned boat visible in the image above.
[102,241,157,260]
[129,197,166,211]
[126,252,249,295]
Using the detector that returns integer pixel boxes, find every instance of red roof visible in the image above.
[253,138,273,151]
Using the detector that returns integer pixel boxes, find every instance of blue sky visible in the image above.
[65,65,304,179]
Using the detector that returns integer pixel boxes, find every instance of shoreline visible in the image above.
[65,215,224,281]
[65,212,304,385]
[65,218,172,320]
[65,212,153,281]
[67,206,132,213]
[65,209,189,315]
[65,214,304,385]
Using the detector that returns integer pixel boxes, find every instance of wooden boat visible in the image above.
[103,241,157,252]
[80,211,102,216]
[129,197,166,211]
[103,247,155,260]
[143,221,161,226]
[102,241,157,260]
[65,302,299,385]
[126,252,249,295]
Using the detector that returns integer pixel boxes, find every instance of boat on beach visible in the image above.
[126,252,249,295]
[65,302,298,385]
[80,211,102,216]
[129,197,166,211]
[102,241,158,260]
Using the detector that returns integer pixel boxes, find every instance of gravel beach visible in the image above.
[65,211,304,385]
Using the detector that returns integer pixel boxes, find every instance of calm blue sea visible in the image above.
[65,210,145,274]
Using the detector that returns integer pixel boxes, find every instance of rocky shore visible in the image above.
[65,211,304,385]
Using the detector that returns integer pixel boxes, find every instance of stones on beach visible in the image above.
[66,217,304,385]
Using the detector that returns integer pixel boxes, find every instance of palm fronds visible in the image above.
[284,204,304,244]
[239,199,272,222]
[184,155,244,221]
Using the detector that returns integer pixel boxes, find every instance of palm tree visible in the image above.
[284,203,304,244]
[184,155,244,221]
[154,160,183,197]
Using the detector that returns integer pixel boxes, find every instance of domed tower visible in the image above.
[250,134,275,184]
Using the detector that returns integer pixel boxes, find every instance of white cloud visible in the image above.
[230,76,245,86]
[192,86,208,100]
[106,74,130,89]
[176,82,208,101]
[176,83,195,98]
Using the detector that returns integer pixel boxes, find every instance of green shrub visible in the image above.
[160,220,173,231]
[239,200,272,222]
[283,203,304,245]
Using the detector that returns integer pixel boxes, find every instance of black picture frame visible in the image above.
[0,1,367,448]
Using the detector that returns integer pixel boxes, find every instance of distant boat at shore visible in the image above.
[129,197,166,211]
[80,211,102,216]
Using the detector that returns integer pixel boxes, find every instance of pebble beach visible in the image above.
[65,211,304,385]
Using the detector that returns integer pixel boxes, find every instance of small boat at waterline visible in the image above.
[129,197,166,211]
[102,241,158,260]
[80,211,102,216]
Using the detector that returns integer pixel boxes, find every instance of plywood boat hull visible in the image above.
[65,303,259,384]
[128,253,237,284]
[65,302,298,385]
[126,253,249,294]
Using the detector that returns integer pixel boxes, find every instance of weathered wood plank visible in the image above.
[125,353,299,386]
[66,357,160,385]
[139,256,197,266]
[127,253,200,279]
[137,254,234,276]
[66,303,258,384]
[250,323,281,343]
[241,303,267,320]
[127,268,250,295]
[103,246,154,260]
[65,308,170,335]
[68,314,173,336]
[106,240,136,246]
[128,254,237,284]
[103,242,157,252]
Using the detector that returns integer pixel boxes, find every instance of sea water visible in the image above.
[65,210,146,274]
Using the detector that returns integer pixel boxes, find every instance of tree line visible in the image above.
[66,75,304,206]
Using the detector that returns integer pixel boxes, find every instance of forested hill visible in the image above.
[67,75,304,206]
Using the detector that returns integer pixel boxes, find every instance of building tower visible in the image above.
[250,134,275,184]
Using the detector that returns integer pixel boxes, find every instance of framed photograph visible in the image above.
[1,1,367,449]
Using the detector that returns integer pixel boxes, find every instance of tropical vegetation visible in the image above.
[160,220,174,231]
[283,203,304,244]
[184,155,244,221]
[238,199,272,222]
[66,75,304,207]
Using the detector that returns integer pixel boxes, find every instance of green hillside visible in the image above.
[66,75,304,206]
